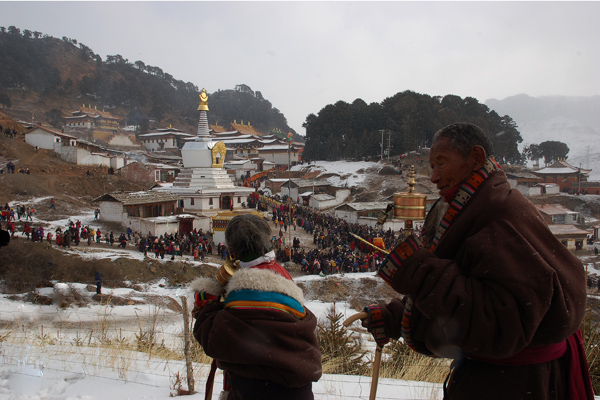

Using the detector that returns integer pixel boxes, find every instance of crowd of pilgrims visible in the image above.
[4,215,222,263]
[3,196,408,276]
[267,202,406,275]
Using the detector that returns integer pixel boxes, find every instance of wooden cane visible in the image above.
[344,312,382,400]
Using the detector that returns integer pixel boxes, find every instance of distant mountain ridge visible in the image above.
[485,94,600,180]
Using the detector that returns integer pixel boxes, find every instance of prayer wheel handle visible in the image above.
[343,311,368,327]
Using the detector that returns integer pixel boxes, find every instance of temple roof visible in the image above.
[534,160,591,176]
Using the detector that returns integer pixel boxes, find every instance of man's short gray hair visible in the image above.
[432,123,494,158]
[225,214,272,260]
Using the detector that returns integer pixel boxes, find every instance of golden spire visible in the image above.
[198,89,209,111]
[407,165,416,193]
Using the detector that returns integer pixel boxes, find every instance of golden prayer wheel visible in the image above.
[215,258,241,286]
[393,193,427,220]
[392,165,426,220]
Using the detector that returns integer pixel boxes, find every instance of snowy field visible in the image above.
[0,194,445,399]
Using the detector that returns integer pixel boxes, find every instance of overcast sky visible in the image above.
[2,1,599,134]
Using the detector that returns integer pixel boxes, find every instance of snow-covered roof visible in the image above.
[534,160,591,176]
[548,224,591,236]
[535,204,579,215]
[212,131,240,136]
[26,126,78,140]
[313,193,336,201]
[93,191,181,205]
[535,167,582,175]
[224,160,251,165]
[258,145,293,151]
[335,202,390,211]
[291,179,330,188]
[139,131,194,138]
[219,138,259,144]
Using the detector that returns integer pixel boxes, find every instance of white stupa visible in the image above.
[157,89,255,213]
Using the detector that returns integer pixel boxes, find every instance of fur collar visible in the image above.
[189,276,222,296]
[226,268,305,306]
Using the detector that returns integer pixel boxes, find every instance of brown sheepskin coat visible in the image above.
[380,170,588,399]
[193,263,322,399]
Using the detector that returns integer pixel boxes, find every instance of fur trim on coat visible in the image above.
[189,277,222,296]
[226,268,305,305]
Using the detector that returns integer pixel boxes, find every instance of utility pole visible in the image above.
[579,163,582,194]
[380,130,385,161]
[312,177,315,211]
[387,132,391,162]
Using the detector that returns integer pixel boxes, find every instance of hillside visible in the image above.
[0,129,148,210]
[0,29,296,137]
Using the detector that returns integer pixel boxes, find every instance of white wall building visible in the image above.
[25,126,78,150]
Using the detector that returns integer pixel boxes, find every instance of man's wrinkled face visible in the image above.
[429,137,477,199]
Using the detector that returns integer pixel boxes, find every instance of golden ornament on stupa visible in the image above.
[198,89,209,111]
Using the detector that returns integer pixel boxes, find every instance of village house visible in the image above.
[24,126,78,150]
[118,161,180,184]
[139,127,195,153]
[333,201,409,231]
[92,191,189,236]
[223,159,257,181]
[535,203,585,225]
[280,179,350,209]
[547,224,591,251]
[24,126,126,169]
[506,170,543,196]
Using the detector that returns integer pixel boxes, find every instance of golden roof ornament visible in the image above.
[198,89,209,111]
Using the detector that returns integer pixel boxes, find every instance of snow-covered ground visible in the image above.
[3,177,600,399]
[0,198,445,399]
[0,339,443,400]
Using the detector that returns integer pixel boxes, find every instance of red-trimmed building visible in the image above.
[532,160,592,192]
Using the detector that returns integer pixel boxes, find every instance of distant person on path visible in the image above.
[362,123,593,400]
[50,198,55,209]
[192,214,322,400]
[95,271,102,295]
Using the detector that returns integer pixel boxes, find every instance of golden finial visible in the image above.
[198,89,209,111]
[407,165,416,193]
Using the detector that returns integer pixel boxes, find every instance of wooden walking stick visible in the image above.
[344,312,383,400]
